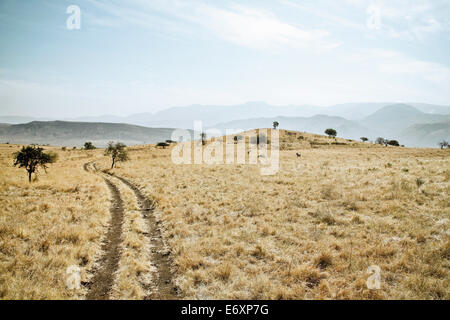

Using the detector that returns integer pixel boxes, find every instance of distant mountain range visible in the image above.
[0,121,185,148]
[2,102,450,126]
[211,104,450,147]
[0,102,449,148]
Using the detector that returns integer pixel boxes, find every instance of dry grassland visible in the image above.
[98,130,450,299]
[0,145,109,299]
[1,129,449,299]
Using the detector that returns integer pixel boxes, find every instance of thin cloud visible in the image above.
[193,4,339,51]
[87,0,339,51]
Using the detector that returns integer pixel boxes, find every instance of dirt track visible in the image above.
[83,162,178,300]
[114,175,178,299]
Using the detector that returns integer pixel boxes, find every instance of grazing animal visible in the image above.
[296,153,301,158]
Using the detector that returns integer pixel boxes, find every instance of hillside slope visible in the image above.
[212,115,380,141]
[0,121,185,147]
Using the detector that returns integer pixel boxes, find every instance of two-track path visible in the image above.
[83,161,178,300]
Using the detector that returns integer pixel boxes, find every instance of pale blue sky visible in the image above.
[1,0,449,117]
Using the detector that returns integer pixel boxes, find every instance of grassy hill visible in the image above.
[0,121,188,147]
[212,115,380,142]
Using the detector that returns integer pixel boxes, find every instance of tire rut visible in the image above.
[113,175,179,300]
[83,162,124,300]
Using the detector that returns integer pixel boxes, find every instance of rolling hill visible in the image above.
[211,115,380,141]
[0,121,187,147]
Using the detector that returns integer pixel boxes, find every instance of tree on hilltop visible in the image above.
[325,128,337,138]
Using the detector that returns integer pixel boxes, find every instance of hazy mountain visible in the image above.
[0,116,53,124]
[1,102,449,147]
[211,115,380,141]
[0,121,186,147]
[323,103,395,120]
[66,115,126,123]
[72,102,450,128]
[398,121,450,148]
[67,102,450,127]
[361,104,450,137]
[2,102,449,128]
[121,102,321,129]
[408,103,450,115]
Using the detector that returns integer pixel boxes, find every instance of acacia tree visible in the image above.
[156,142,170,149]
[84,142,96,150]
[325,128,337,138]
[438,140,449,149]
[360,137,369,142]
[13,146,58,182]
[387,140,400,147]
[376,137,387,146]
[273,121,279,129]
[105,142,129,169]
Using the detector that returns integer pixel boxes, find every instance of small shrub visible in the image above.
[83,142,96,150]
[156,142,170,149]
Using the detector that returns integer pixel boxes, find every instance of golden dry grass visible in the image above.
[1,129,449,300]
[0,145,110,299]
[97,130,449,300]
